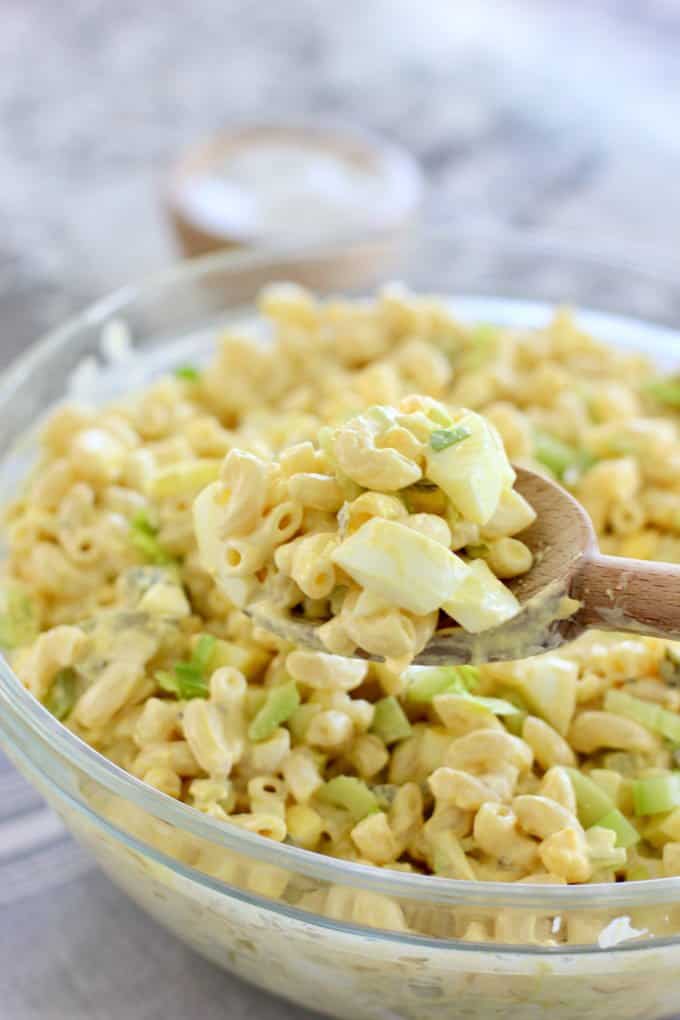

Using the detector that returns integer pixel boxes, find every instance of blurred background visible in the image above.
[2,0,680,364]
[2,2,680,1018]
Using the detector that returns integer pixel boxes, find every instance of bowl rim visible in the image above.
[2,226,680,938]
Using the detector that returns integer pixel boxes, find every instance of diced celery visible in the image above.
[149,459,222,500]
[429,426,471,452]
[632,774,680,816]
[596,808,641,849]
[317,776,380,822]
[0,582,39,650]
[44,667,78,721]
[332,517,470,616]
[605,688,680,743]
[371,696,412,744]
[248,681,300,742]
[533,430,579,479]
[605,688,660,729]
[565,768,615,828]
[643,378,680,408]
[404,665,477,703]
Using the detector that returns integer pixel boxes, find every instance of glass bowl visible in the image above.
[1,228,680,1020]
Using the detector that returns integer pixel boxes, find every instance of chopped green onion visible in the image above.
[130,511,174,566]
[174,365,201,382]
[565,768,615,828]
[157,633,217,700]
[643,378,680,409]
[248,681,300,742]
[404,665,479,703]
[632,774,680,816]
[596,808,641,849]
[44,667,78,721]
[317,776,380,822]
[0,582,39,650]
[371,696,412,744]
[605,688,680,743]
[429,426,471,452]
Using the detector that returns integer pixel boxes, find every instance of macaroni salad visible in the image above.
[2,283,680,892]
[193,397,535,671]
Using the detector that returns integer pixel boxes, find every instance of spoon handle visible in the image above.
[571,553,680,641]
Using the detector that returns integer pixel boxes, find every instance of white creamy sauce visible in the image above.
[175,142,399,243]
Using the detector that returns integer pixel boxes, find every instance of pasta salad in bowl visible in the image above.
[1,231,680,1019]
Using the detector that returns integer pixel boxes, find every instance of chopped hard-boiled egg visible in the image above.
[332,517,470,616]
[425,411,515,526]
[442,558,520,633]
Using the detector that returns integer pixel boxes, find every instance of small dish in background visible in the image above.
[165,121,424,263]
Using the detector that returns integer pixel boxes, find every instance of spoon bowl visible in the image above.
[248,468,680,665]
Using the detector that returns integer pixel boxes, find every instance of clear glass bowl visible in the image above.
[2,228,680,1020]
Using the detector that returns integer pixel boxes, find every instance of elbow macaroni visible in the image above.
[3,283,680,922]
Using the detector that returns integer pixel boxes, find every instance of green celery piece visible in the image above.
[596,808,641,849]
[605,688,680,743]
[248,681,300,742]
[0,582,39,650]
[456,665,480,690]
[371,696,412,744]
[44,667,78,721]
[429,426,471,452]
[565,768,615,828]
[533,430,580,480]
[317,776,380,822]
[632,773,680,816]
[404,665,479,703]
[174,365,201,382]
[643,378,680,409]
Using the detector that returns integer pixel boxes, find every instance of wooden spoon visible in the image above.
[247,467,680,665]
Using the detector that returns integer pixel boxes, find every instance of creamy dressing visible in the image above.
[173,141,408,244]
